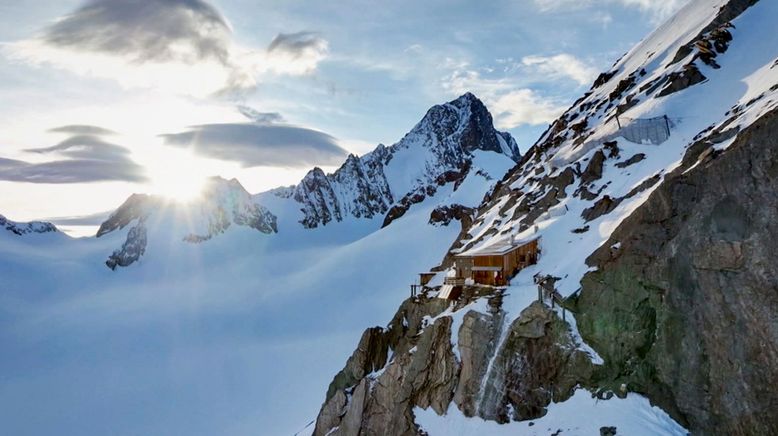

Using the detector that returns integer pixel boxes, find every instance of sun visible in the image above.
[146,148,207,202]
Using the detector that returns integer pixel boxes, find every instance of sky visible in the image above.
[0,0,687,231]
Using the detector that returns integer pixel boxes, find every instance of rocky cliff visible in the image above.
[314,293,595,436]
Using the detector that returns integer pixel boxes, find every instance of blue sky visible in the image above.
[0,0,686,227]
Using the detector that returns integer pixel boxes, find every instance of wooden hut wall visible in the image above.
[473,255,503,268]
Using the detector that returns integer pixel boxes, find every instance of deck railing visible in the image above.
[444,277,466,286]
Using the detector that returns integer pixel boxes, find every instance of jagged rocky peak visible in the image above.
[99,176,277,270]
[283,92,521,229]
[0,214,58,236]
[97,193,159,237]
[196,176,278,236]
[409,92,521,161]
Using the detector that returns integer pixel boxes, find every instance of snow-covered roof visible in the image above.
[456,236,539,257]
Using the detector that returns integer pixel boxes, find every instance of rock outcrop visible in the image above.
[313,295,595,435]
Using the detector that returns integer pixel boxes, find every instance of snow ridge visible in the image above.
[0,214,58,236]
[98,176,277,269]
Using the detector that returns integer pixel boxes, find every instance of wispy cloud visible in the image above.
[521,54,599,87]
[237,106,285,124]
[40,0,231,64]
[0,127,146,184]
[47,125,117,136]
[266,32,329,75]
[160,123,348,168]
[443,68,567,129]
[5,0,329,97]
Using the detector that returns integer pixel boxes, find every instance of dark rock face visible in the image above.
[324,327,390,402]
[97,194,157,237]
[582,195,621,222]
[615,153,646,168]
[669,0,759,65]
[282,93,520,229]
[463,302,594,423]
[576,108,778,435]
[0,215,58,235]
[314,296,594,435]
[428,204,476,227]
[580,150,606,185]
[293,151,394,229]
[656,63,707,98]
[314,298,452,436]
[106,222,147,270]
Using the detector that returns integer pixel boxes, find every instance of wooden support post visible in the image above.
[538,286,542,302]
[616,114,622,129]
[562,307,566,322]
[664,115,671,137]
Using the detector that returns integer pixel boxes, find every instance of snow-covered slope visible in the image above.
[313,0,778,434]
[96,177,277,269]
[0,95,517,435]
[262,92,520,229]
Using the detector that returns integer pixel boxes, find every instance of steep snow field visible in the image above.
[416,390,686,436]
[0,152,512,435]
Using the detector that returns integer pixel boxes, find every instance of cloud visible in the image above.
[44,210,112,226]
[0,131,146,183]
[160,123,348,168]
[48,125,117,136]
[237,106,285,124]
[0,156,146,184]
[265,32,329,75]
[443,69,567,129]
[521,54,599,86]
[6,1,329,96]
[25,135,132,161]
[41,0,231,64]
[533,0,687,23]
[490,89,567,128]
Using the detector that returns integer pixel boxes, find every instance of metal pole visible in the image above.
[664,115,671,137]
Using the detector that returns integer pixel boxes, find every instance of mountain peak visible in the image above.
[0,214,58,236]
[450,91,480,105]
[97,176,277,269]
[276,93,520,229]
[409,92,521,161]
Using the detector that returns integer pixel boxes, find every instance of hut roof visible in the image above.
[456,236,539,257]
